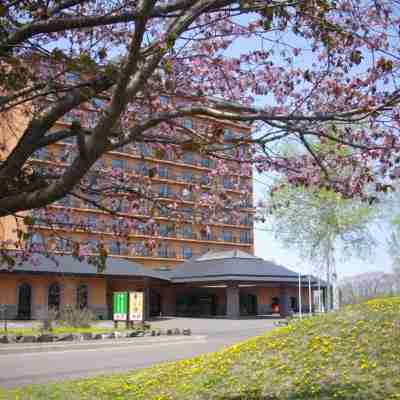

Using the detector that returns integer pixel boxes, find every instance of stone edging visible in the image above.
[0,328,192,344]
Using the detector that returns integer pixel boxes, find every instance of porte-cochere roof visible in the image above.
[1,250,324,286]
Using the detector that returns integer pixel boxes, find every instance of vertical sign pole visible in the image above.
[126,292,130,330]
[298,272,302,319]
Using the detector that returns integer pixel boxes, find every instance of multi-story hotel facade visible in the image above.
[0,89,319,320]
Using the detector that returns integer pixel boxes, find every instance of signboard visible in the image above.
[129,291,144,322]
[113,292,128,321]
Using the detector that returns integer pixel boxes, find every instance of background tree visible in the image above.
[339,270,399,305]
[259,183,377,310]
[1,0,400,264]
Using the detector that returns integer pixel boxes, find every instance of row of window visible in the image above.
[53,137,251,171]
[30,213,253,243]
[54,196,253,226]
[30,233,252,259]
[60,103,246,143]
[19,282,88,311]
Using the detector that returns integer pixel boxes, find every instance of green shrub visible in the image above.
[39,307,58,332]
[57,306,96,328]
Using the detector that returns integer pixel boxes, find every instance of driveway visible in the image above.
[0,317,280,388]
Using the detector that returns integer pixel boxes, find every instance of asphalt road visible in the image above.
[0,318,279,388]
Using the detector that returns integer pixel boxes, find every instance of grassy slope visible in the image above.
[2,298,400,400]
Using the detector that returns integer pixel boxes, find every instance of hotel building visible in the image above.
[0,87,319,320]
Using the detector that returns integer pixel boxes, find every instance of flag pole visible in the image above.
[298,271,302,319]
[308,274,312,316]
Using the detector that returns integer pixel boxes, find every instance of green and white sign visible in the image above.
[113,292,128,321]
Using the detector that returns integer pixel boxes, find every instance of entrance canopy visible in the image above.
[168,250,322,286]
[1,250,324,287]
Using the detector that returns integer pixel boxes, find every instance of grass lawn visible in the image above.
[1,297,400,399]
[0,323,146,337]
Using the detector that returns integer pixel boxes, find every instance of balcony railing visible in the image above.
[31,217,253,246]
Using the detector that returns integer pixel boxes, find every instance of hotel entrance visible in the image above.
[176,291,218,316]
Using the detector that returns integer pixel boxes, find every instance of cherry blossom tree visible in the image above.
[1,0,400,265]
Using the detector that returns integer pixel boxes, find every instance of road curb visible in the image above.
[0,335,207,355]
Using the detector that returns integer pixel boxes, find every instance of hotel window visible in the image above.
[200,174,210,185]
[182,246,192,259]
[224,128,235,140]
[88,239,98,253]
[200,158,211,168]
[30,233,43,244]
[55,237,69,251]
[119,242,129,255]
[120,199,130,213]
[136,222,145,233]
[87,215,97,230]
[182,171,192,182]
[181,207,193,219]
[221,230,233,242]
[55,212,68,226]
[136,163,149,176]
[159,224,168,237]
[223,177,233,189]
[158,166,168,179]
[183,152,193,165]
[109,241,120,255]
[138,143,152,157]
[77,284,89,310]
[290,297,298,311]
[158,246,169,258]
[240,230,251,243]
[86,194,100,209]
[135,242,148,256]
[159,184,169,197]
[182,225,193,239]
[48,283,61,311]
[183,119,193,129]
[159,206,169,216]
[111,158,125,170]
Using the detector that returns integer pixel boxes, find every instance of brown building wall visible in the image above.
[0,273,108,320]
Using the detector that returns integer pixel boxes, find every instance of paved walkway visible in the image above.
[0,317,281,388]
